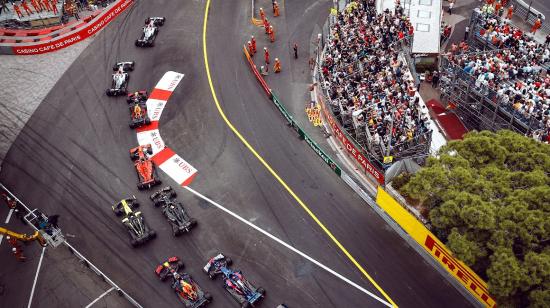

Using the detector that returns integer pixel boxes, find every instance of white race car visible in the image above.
[135,17,165,47]
[106,61,134,96]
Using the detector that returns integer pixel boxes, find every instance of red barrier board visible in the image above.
[11,0,134,55]
[317,90,385,185]
[243,46,271,97]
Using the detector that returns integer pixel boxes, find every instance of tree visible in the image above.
[398,130,550,306]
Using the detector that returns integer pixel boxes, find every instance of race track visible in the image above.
[0,0,473,307]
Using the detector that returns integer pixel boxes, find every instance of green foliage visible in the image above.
[401,130,550,306]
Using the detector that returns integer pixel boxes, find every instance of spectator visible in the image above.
[0,0,10,15]
[432,71,439,87]
[320,1,431,157]
[448,0,454,15]
[70,2,79,20]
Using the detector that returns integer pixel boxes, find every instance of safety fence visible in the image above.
[311,3,495,307]
[313,7,431,185]
[0,0,134,55]
[314,17,386,185]
[0,183,143,307]
[243,45,342,177]
[509,0,549,33]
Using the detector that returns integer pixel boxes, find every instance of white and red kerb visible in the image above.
[135,71,197,187]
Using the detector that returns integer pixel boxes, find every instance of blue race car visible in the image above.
[203,254,265,308]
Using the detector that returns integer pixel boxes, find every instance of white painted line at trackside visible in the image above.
[0,208,15,246]
[85,286,116,308]
[183,186,392,307]
[27,246,46,308]
[5,208,14,223]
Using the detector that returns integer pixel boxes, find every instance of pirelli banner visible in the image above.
[376,187,496,307]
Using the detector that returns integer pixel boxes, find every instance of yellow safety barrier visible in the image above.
[306,104,322,127]
[251,17,264,27]
[376,187,496,308]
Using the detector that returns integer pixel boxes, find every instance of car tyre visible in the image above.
[172,224,180,237]
[149,230,156,239]
[190,219,198,227]
[257,287,266,295]
[135,40,139,47]
[137,183,145,190]
[106,90,112,96]
[225,257,233,266]
[130,239,138,247]
[204,293,212,302]
[113,208,123,216]
[242,301,251,308]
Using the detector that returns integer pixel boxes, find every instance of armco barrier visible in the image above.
[376,187,496,307]
[243,45,271,97]
[243,28,489,307]
[0,183,143,307]
[242,47,342,177]
[2,0,134,55]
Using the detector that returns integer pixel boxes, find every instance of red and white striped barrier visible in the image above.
[135,71,197,186]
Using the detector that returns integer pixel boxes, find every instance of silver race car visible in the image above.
[106,61,135,96]
[135,17,165,47]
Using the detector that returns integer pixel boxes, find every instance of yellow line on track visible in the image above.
[201,1,397,307]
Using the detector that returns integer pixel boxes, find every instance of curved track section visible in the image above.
[1,0,472,307]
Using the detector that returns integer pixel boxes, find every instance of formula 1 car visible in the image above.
[135,17,165,47]
[145,16,166,26]
[204,254,265,307]
[112,197,156,247]
[106,61,135,96]
[130,144,161,190]
[127,91,151,129]
[155,256,212,308]
[150,186,197,236]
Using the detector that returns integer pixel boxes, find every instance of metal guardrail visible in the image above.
[509,0,549,33]
[0,182,143,308]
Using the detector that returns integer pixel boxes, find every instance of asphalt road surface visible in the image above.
[0,0,473,307]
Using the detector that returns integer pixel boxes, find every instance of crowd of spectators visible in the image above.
[443,8,550,142]
[320,0,431,158]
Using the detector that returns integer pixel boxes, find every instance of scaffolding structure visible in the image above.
[319,34,431,167]
[438,10,547,136]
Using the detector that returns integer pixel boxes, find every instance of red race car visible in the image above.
[130,145,161,190]
[127,91,151,129]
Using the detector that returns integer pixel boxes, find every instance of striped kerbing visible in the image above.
[134,71,197,187]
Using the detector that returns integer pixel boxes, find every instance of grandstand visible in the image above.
[318,0,431,169]
[439,9,550,142]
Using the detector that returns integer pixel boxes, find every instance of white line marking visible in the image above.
[85,286,116,308]
[0,209,15,246]
[5,208,14,223]
[28,246,46,308]
[184,186,392,307]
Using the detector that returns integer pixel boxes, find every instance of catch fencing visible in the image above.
[0,183,143,308]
